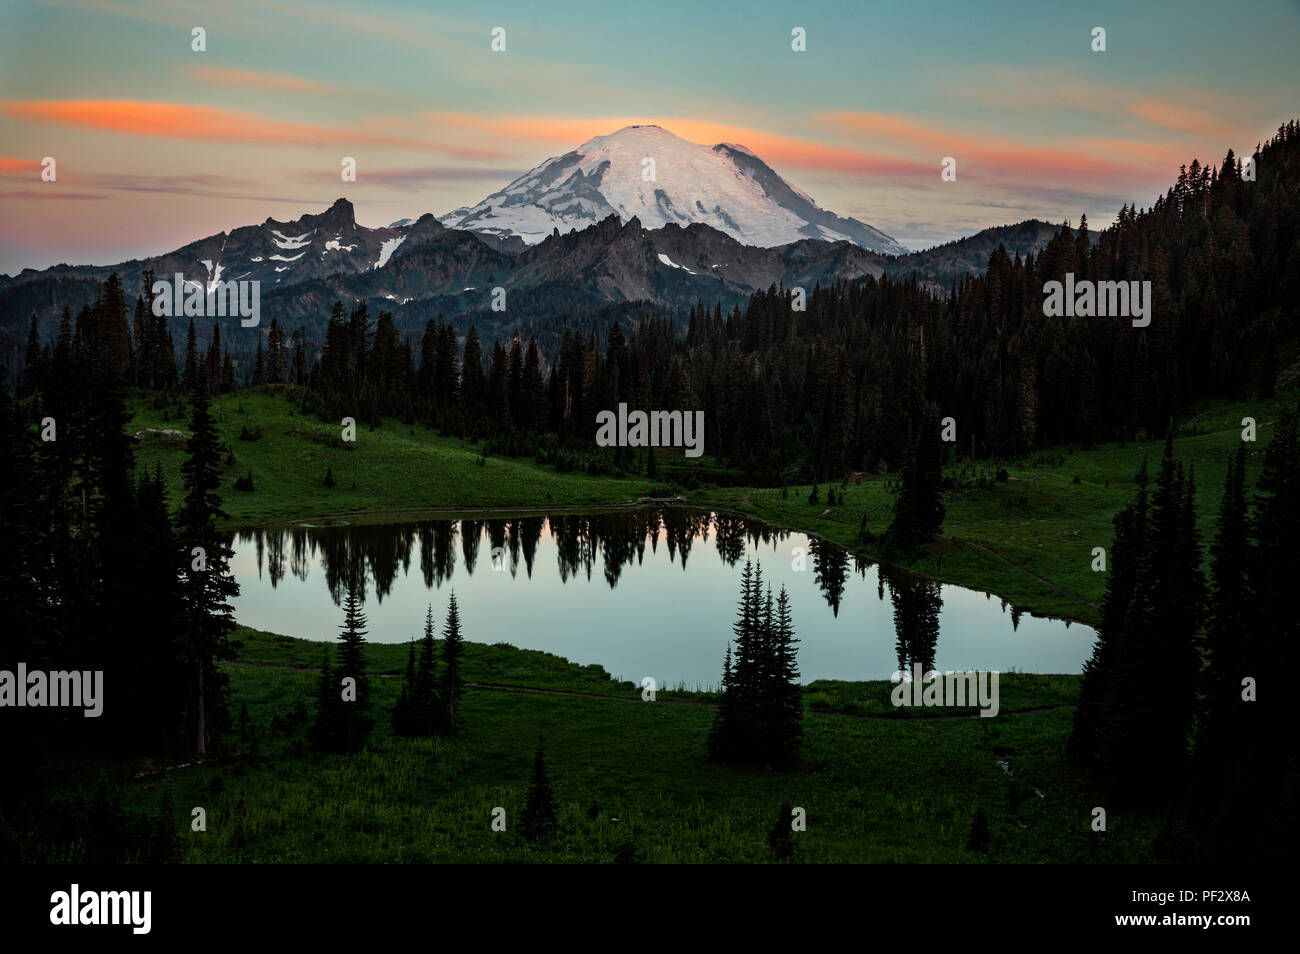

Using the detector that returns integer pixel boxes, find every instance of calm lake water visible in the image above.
[229,509,1096,687]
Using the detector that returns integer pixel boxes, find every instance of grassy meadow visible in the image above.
[104,629,1156,863]
[92,387,1284,862]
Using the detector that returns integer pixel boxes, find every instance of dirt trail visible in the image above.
[963,540,1099,612]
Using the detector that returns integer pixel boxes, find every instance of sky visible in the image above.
[1,0,1297,274]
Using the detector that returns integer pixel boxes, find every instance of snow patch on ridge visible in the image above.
[269,229,313,250]
[656,252,696,275]
[199,260,225,295]
[373,235,405,269]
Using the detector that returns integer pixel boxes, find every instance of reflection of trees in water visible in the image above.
[662,508,708,571]
[420,521,455,589]
[998,597,1024,631]
[882,565,942,676]
[507,518,522,576]
[597,511,639,587]
[267,531,284,587]
[809,537,849,617]
[713,513,747,566]
[289,528,310,583]
[486,519,507,576]
[242,509,809,604]
[550,514,595,582]
[520,516,543,577]
[460,519,481,574]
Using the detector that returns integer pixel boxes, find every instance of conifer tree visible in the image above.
[414,604,443,734]
[1070,439,1205,799]
[266,319,284,385]
[335,582,373,752]
[886,406,946,552]
[182,320,199,393]
[709,562,803,763]
[21,314,41,396]
[461,327,485,418]
[768,586,804,761]
[520,735,558,843]
[176,383,240,755]
[439,591,465,731]
[1069,468,1146,769]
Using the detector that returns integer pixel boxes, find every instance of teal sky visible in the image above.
[2,0,1297,272]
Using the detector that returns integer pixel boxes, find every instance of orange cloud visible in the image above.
[1127,99,1240,142]
[819,111,1178,185]
[0,100,510,159]
[0,157,43,174]
[945,68,1254,144]
[426,113,931,176]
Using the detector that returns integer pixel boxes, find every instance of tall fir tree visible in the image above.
[334,582,374,752]
[439,592,465,731]
[414,604,443,734]
[176,383,240,755]
[709,561,803,763]
[886,406,946,552]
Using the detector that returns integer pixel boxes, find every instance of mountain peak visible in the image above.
[320,197,355,222]
[443,126,904,254]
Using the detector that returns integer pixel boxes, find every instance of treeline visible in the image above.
[279,122,1300,483]
[1069,411,1300,862]
[14,122,1299,489]
[681,122,1299,476]
[3,297,242,759]
[18,270,309,401]
[298,299,684,475]
[2,309,246,857]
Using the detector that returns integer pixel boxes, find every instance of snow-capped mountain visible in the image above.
[441,125,906,255]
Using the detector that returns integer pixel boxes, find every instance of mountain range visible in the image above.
[0,126,1085,352]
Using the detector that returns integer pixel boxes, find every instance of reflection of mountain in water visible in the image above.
[234,509,798,606]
